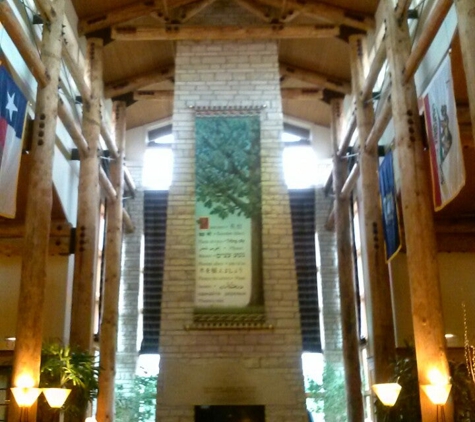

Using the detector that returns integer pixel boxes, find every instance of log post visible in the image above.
[96,101,126,422]
[331,97,364,422]
[349,34,395,387]
[384,2,452,421]
[454,0,475,144]
[70,38,104,352]
[10,0,65,421]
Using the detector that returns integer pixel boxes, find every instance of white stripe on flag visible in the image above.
[0,125,22,217]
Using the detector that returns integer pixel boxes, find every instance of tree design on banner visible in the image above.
[195,112,263,312]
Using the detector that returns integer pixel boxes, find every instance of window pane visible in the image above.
[283,146,318,188]
[142,148,174,190]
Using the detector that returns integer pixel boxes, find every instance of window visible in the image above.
[139,124,172,362]
[282,124,331,188]
[142,125,174,190]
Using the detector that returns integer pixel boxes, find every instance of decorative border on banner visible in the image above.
[186,313,272,330]
[190,105,266,117]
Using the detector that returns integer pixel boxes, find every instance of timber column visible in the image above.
[96,101,126,422]
[349,34,395,385]
[10,0,65,420]
[384,1,452,421]
[454,0,475,143]
[331,97,364,422]
[70,38,104,352]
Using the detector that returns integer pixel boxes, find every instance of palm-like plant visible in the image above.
[40,342,99,417]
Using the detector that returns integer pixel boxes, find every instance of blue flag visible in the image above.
[0,66,27,218]
[379,150,401,261]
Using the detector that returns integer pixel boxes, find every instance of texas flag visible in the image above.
[0,66,27,218]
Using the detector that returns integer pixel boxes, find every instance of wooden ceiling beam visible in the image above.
[0,237,71,256]
[104,66,175,98]
[394,0,412,21]
[134,90,175,100]
[0,221,72,238]
[231,0,273,22]
[133,87,324,100]
[279,62,351,94]
[179,0,218,23]
[254,0,374,31]
[111,24,339,41]
[0,221,72,256]
[78,0,198,35]
[281,87,324,100]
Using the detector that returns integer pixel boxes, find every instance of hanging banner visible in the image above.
[194,108,263,313]
[0,66,27,218]
[423,54,465,210]
[379,150,401,262]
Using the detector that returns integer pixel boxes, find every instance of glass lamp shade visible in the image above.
[372,383,402,407]
[43,388,71,408]
[10,387,42,407]
[421,384,452,405]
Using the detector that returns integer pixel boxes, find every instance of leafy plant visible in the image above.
[39,342,99,417]
[306,362,347,422]
[375,346,475,421]
[115,375,157,422]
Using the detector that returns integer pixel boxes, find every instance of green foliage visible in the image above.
[115,375,157,422]
[375,347,421,421]
[375,346,475,421]
[449,361,475,421]
[306,362,347,422]
[39,342,99,417]
[195,115,261,220]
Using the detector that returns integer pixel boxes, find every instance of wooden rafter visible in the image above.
[394,0,412,21]
[111,24,339,41]
[231,0,273,22]
[134,90,175,100]
[0,220,72,255]
[104,66,175,99]
[179,0,218,23]
[279,62,351,94]
[78,0,198,35]
[133,87,324,101]
[255,0,374,31]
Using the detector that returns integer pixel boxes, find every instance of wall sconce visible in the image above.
[10,387,42,407]
[42,388,71,408]
[372,383,402,407]
[421,383,452,406]
[421,383,452,422]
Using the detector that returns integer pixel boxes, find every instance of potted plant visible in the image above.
[38,342,98,422]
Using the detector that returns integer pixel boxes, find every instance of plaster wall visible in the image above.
[390,252,475,348]
[0,255,74,345]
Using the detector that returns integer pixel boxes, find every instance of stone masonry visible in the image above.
[116,163,143,391]
[315,188,343,367]
[156,27,308,422]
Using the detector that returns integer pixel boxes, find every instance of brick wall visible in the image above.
[116,163,143,390]
[314,188,343,366]
[156,37,308,422]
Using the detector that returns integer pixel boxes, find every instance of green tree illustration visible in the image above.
[195,115,263,307]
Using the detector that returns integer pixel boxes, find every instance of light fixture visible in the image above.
[421,383,452,406]
[43,388,71,408]
[372,383,402,407]
[85,417,97,422]
[10,387,42,407]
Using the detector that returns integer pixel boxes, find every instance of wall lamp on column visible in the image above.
[421,383,452,422]
[10,387,42,408]
[42,388,71,408]
[10,386,42,422]
[372,382,402,407]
